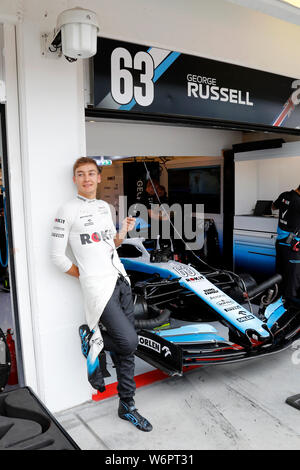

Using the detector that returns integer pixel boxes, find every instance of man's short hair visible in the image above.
[73,157,101,175]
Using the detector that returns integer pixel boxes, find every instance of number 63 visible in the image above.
[111,47,154,107]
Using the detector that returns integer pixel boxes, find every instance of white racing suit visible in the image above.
[50,195,134,393]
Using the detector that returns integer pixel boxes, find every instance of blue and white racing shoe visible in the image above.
[79,324,110,392]
[79,324,91,358]
[118,400,153,432]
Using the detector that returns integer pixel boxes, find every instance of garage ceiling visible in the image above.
[226,0,300,26]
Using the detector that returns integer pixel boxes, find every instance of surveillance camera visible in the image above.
[44,7,99,61]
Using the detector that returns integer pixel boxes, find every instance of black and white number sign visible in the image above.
[93,37,300,130]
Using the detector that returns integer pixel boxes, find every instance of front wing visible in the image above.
[135,316,300,375]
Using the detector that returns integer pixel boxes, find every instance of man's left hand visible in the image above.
[120,217,136,236]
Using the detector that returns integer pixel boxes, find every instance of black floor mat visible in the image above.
[0,387,80,450]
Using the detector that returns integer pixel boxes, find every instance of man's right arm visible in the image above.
[50,204,79,278]
[66,264,80,278]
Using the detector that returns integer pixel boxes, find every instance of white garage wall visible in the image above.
[8,7,90,410]
[86,120,241,157]
[235,142,300,215]
[1,0,300,412]
[84,0,300,79]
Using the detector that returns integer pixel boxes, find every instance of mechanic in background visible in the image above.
[272,184,300,304]
[140,179,169,222]
[137,178,171,247]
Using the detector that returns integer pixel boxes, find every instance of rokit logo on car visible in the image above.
[185,276,204,282]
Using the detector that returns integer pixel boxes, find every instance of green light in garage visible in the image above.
[99,159,112,166]
[91,156,112,166]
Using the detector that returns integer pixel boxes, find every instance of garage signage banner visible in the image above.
[93,37,300,129]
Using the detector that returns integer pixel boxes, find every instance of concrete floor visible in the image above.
[55,346,300,450]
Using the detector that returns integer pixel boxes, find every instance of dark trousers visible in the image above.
[276,239,300,299]
[100,276,138,400]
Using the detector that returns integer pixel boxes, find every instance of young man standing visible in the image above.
[51,157,152,432]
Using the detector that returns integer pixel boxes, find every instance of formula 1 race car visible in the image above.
[118,238,300,376]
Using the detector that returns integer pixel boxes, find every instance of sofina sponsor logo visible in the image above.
[204,288,218,295]
[217,300,234,306]
[51,233,64,238]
